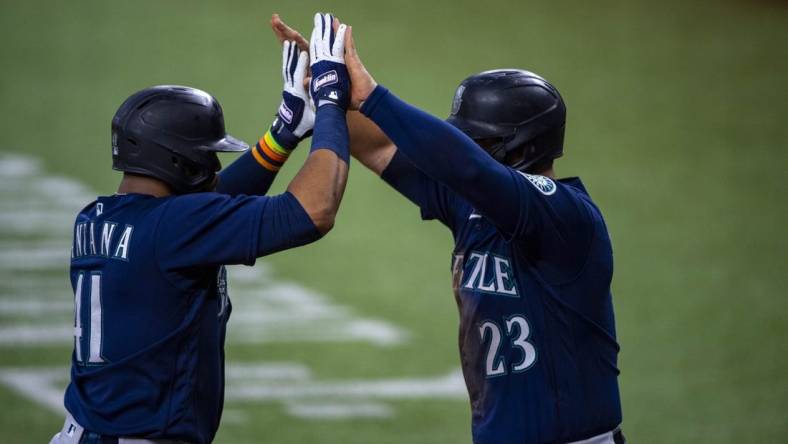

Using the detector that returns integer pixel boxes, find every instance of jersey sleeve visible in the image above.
[508,171,596,273]
[361,86,520,234]
[156,192,320,270]
[216,142,279,197]
[381,149,468,231]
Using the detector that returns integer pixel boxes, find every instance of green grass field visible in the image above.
[1,0,787,442]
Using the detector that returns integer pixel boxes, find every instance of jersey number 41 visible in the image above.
[73,271,105,365]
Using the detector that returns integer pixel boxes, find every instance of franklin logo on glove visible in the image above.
[278,102,294,124]
[314,70,338,90]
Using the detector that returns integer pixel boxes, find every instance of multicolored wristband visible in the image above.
[251,130,294,172]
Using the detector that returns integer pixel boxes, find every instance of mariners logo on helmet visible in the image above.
[451,85,465,115]
[111,131,118,155]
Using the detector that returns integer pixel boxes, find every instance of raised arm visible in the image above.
[217,32,316,196]
[339,32,465,229]
[154,13,353,273]
[346,111,397,174]
[342,28,520,234]
[270,14,464,231]
[286,13,352,234]
[270,14,396,176]
[346,110,467,230]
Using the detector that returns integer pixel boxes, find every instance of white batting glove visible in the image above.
[270,40,316,149]
[309,13,349,109]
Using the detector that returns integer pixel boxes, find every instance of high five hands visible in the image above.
[271,13,377,110]
[309,13,349,110]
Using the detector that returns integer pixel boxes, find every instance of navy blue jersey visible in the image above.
[383,152,621,444]
[64,191,317,444]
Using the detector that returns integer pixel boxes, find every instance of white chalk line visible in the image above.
[0,368,65,414]
[0,363,466,420]
[0,152,407,348]
[285,402,393,419]
[0,153,467,421]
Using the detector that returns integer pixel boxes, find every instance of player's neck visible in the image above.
[538,167,556,179]
[117,173,173,198]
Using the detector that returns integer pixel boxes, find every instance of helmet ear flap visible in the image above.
[474,136,509,163]
[170,152,219,191]
[507,125,565,173]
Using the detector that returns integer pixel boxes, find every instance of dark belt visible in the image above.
[78,432,119,444]
[566,426,626,444]
[78,431,189,444]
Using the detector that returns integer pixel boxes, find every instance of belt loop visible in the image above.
[49,413,84,444]
[613,427,626,444]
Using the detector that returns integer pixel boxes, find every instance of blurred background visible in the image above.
[0,0,786,442]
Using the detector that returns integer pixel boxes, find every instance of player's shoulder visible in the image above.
[515,171,598,210]
[164,191,255,213]
[74,198,99,220]
[167,191,228,208]
[513,171,591,202]
[73,194,161,223]
[556,176,605,218]
[162,192,270,226]
[516,171,563,197]
[512,171,608,239]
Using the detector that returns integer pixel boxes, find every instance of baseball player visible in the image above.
[51,13,351,444]
[272,17,625,444]
[346,35,626,444]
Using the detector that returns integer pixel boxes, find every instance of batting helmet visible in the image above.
[446,69,566,173]
[111,85,248,194]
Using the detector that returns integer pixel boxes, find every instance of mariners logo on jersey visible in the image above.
[518,172,556,195]
[412,170,621,443]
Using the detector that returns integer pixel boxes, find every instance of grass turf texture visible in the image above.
[1,0,787,442]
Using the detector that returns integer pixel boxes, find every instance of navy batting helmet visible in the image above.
[446,69,566,173]
[111,85,248,194]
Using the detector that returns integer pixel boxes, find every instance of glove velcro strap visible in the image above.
[270,118,302,151]
[252,130,293,172]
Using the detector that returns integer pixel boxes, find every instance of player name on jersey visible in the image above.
[71,221,134,261]
[461,251,518,297]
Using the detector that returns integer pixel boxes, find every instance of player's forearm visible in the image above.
[216,131,294,196]
[347,110,396,175]
[287,105,350,234]
[285,12,351,234]
[287,151,348,234]
[361,86,518,221]
[217,150,277,196]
